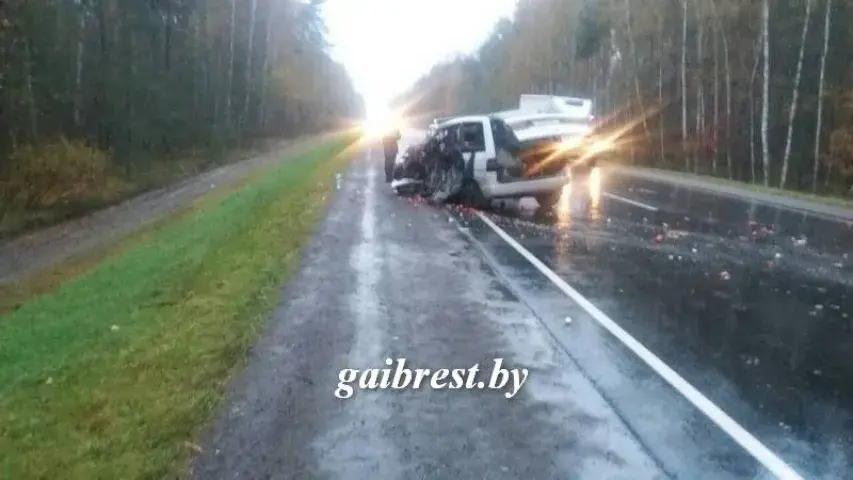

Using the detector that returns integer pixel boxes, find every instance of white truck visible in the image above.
[415,95,608,208]
[494,95,594,122]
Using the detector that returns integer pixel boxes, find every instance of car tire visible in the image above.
[535,190,562,209]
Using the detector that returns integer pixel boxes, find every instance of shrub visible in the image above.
[0,138,122,210]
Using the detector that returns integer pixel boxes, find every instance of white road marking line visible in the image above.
[475,210,804,480]
[603,192,659,212]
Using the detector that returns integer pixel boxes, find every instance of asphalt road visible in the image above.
[193,134,852,479]
[191,146,666,480]
[456,167,852,479]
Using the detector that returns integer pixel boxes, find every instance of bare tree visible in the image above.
[225,0,237,127]
[812,0,833,192]
[748,33,762,184]
[760,0,771,186]
[780,0,813,188]
[681,0,689,171]
[241,0,259,135]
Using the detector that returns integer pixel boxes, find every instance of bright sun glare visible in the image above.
[362,103,402,138]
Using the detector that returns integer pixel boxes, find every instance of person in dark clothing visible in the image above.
[382,128,402,182]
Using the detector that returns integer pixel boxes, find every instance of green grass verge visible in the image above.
[0,151,285,316]
[0,137,355,479]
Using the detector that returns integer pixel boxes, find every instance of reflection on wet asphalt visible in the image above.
[451,171,853,478]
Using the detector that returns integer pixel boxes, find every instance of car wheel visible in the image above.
[535,190,562,209]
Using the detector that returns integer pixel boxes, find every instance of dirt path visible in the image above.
[0,137,324,286]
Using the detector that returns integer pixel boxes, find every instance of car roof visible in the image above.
[438,115,489,126]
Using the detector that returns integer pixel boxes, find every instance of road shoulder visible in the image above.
[606,165,853,222]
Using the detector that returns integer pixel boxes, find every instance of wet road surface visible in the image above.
[451,167,852,479]
[193,131,851,479]
[191,149,667,479]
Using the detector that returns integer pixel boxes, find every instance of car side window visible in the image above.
[490,117,521,154]
[458,122,486,151]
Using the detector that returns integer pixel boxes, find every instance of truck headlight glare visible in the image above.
[559,136,581,150]
[588,140,612,155]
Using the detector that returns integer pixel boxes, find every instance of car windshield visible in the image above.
[490,117,522,153]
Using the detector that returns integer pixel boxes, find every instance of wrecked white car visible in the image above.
[392,109,610,209]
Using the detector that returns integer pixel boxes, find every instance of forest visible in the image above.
[0,0,362,232]
[397,0,853,197]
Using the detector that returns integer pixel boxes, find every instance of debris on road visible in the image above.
[666,229,689,239]
[748,221,774,242]
[719,270,731,281]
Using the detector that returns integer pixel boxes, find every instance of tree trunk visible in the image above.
[74,12,86,128]
[712,21,720,176]
[681,0,689,171]
[658,55,665,164]
[164,2,172,71]
[625,0,651,147]
[722,26,731,179]
[780,0,813,189]
[695,18,704,174]
[748,33,761,184]
[242,0,258,135]
[225,0,237,128]
[23,39,38,138]
[708,0,732,179]
[812,0,832,193]
[258,0,274,130]
[760,0,771,187]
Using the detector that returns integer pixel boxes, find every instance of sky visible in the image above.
[321,0,518,117]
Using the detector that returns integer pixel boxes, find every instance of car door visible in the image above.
[455,120,493,183]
